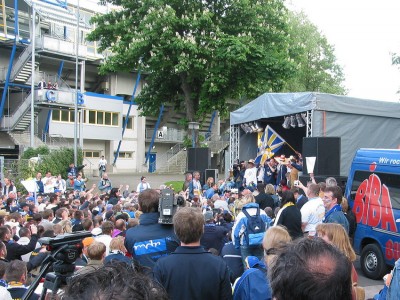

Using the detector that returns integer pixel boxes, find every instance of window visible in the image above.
[114,151,133,159]
[85,109,119,126]
[52,109,119,127]
[51,109,75,123]
[105,112,111,125]
[89,111,96,124]
[61,110,69,122]
[112,113,118,126]
[52,110,60,121]
[84,151,101,158]
[123,116,134,130]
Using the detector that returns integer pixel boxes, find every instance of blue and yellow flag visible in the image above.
[255,125,286,165]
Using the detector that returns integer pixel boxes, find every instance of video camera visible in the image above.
[23,231,92,300]
[158,188,185,224]
[39,231,92,264]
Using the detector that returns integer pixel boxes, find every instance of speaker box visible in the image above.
[187,148,211,179]
[205,169,218,184]
[302,137,341,176]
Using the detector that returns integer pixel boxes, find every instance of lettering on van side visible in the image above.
[386,239,400,261]
[352,174,397,232]
[378,157,400,165]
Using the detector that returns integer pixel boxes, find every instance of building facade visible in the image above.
[0,0,227,176]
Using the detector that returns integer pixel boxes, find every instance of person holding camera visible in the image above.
[125,189,179,269]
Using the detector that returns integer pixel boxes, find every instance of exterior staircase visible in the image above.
[8,132,44,149]
[10,43,37,83]
[156,144,187,174]
[0,93,40,131]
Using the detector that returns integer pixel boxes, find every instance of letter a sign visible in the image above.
[157,130,164,139]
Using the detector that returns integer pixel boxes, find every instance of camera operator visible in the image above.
[0,224,38,261]
[125,189,179,269]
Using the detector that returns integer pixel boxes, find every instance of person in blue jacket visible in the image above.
[124,189,179,269]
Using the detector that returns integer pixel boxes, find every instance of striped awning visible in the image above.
[24,0,91,30]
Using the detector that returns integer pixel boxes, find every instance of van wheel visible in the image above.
[360,244,388,280]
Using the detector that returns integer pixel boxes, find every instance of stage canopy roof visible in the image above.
[230,92,400,125]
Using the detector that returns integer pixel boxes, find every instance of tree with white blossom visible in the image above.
[88,0,296,122]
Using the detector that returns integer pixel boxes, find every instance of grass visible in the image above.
[164,181,184,192]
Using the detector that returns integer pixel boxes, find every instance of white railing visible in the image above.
[145,128,187,142]
[36,34,88,58]
[154,143,186,172]
[26,71,74,92]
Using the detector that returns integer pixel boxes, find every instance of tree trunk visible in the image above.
[180,73,199,147]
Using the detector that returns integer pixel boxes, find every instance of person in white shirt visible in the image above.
[54,174,66,194]
[98,156,107,178]
[300,183,325,237]
[42,172,55,193]
[243,159,258,190]
[136,176,151,193]
[95,221,114,256]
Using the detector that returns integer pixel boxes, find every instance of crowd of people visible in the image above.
[0,155,398,300]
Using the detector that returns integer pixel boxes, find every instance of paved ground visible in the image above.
[86,172,185,191]
[87,171,384,298]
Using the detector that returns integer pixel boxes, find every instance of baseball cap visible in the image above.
[204,211,213,222]
[82,237,95,247]
[105,211,114,220]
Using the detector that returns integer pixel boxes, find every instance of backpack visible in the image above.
[242,207,266,247]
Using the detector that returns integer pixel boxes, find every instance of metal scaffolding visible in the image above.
[229,124,239,168]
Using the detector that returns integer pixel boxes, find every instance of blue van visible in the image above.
[345,149,400,279]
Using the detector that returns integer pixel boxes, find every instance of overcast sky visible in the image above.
[289,0,400,102]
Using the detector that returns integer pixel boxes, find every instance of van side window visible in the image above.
[350,171,400,210]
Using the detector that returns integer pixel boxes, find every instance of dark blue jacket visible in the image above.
[124,212,179,269]
[233,266,272,300]
[221,242,244,283]
[153,246,232,300]
[200,223,229,254]
[104,252,132,266]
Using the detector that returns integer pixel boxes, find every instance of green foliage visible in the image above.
[21,145,50,159]
[87,0,296,122]
[34,148,84,178]
[13,148,83,194]
[164,181,184,192]
[283,12,347,94]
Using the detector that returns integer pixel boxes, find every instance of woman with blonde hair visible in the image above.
[316,223,364,300]
[104,236,132,265]
[263,226,292,266]
[233,193,255,216]
[265,184,280,208]
[58,220,72,234]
